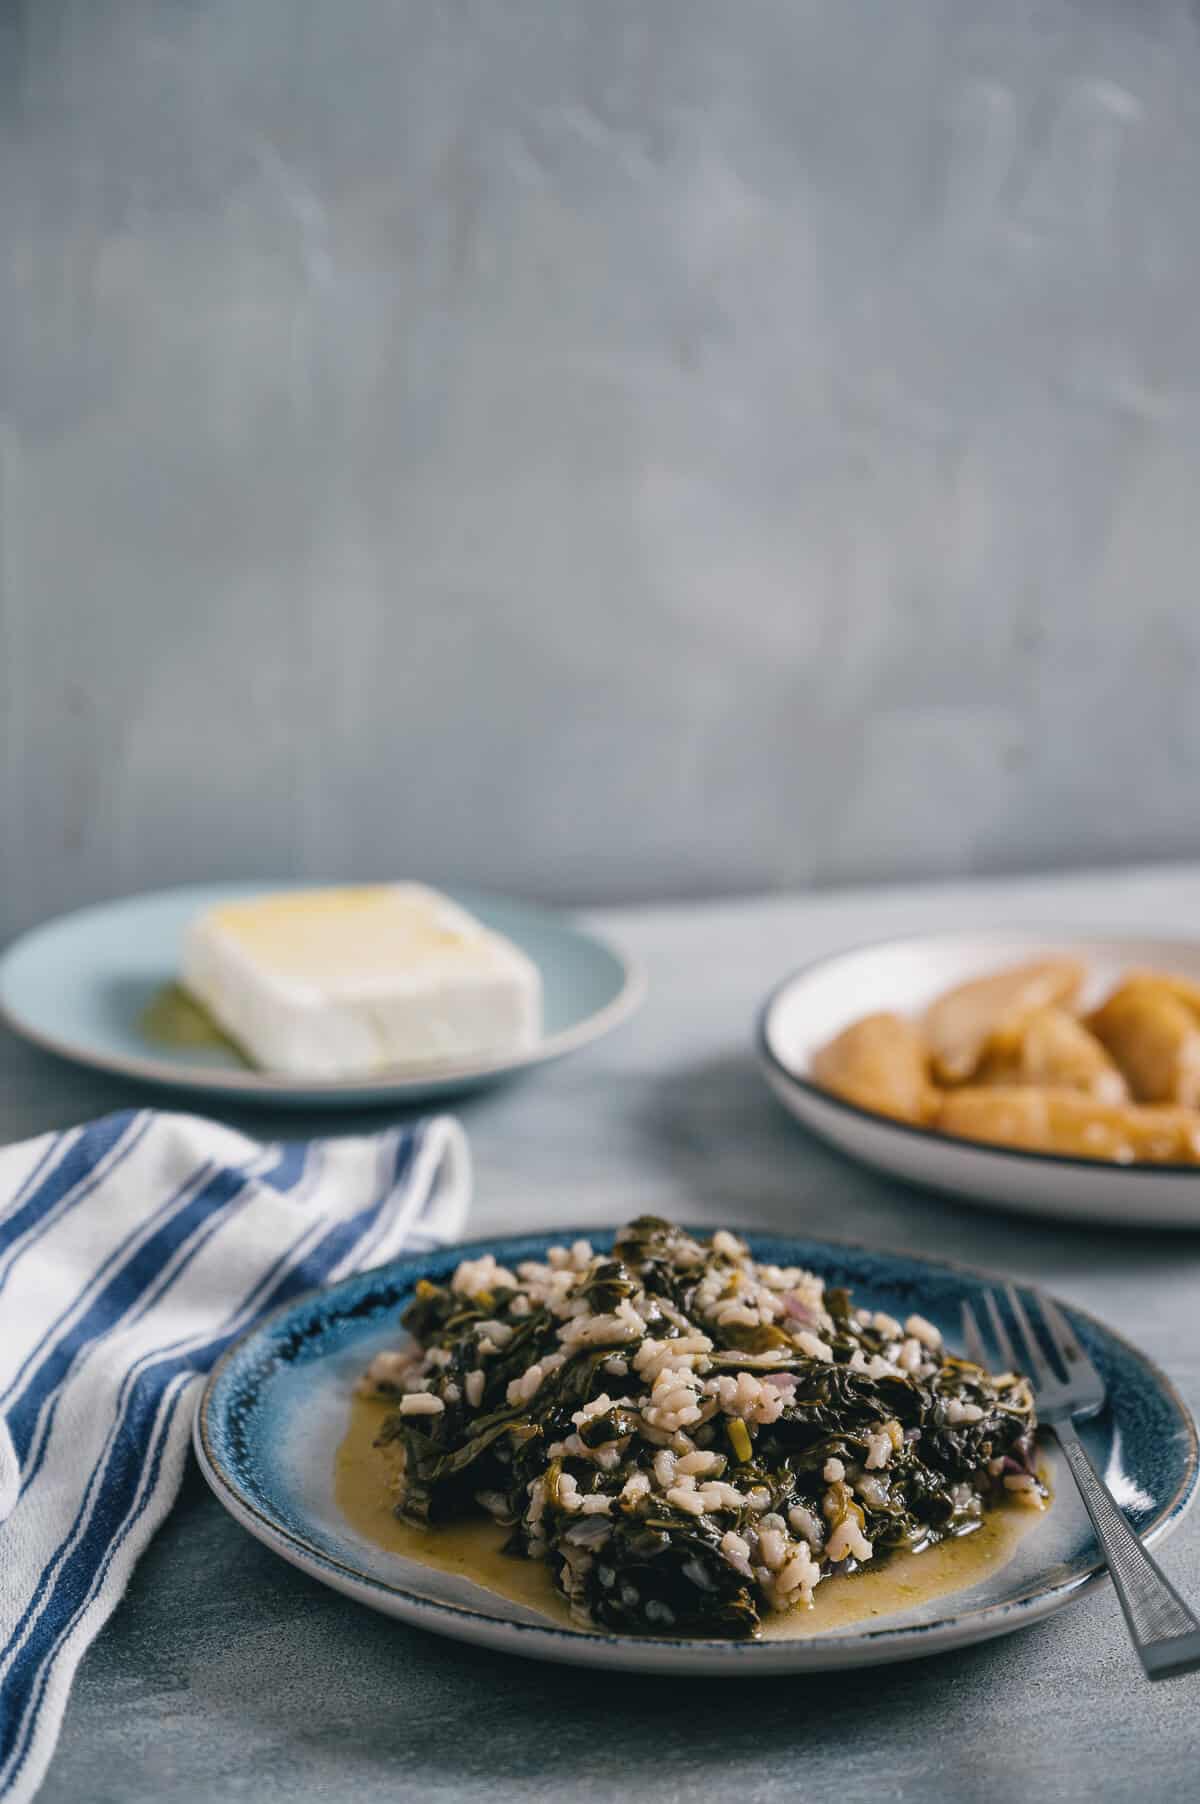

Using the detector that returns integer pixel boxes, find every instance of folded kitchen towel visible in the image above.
[0,1108,470,1804]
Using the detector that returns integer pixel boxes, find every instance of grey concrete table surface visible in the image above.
[7,862,1200,1804]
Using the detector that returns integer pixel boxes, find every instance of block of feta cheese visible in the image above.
[180,884,542,1077]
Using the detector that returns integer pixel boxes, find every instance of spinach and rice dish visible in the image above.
[360,1218,1045,1638]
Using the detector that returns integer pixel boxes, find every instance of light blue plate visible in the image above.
[195,1230,1198,1676]
[0,884,644,1108]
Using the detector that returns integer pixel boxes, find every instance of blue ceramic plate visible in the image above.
[0,884,644,1107]
[195,1230,1198,1676]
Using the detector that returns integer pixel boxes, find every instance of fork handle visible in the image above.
[1054,1419,1200,1680]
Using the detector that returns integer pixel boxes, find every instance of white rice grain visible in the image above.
[398,1393,444,1416]
[666,1486,706,1516]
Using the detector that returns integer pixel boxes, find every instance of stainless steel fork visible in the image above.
[961,1285,1200,1681]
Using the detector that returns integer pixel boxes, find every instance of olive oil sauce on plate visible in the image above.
[335,1396,1044,1639]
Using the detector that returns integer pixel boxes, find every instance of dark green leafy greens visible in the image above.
[365,1217,1044,1638]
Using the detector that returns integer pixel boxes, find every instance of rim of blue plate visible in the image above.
[756,925,1200,1179]
[196,1225,1200,1661]
[0,883,647,1096]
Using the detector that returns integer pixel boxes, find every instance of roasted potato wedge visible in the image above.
[1087,980,1200,1107]
[935,1086,1200,1163]
[1122,968,1200,1020]
[974,1006,1126,1104]
[811,1012,937,1124]
[923,959,1085,1085]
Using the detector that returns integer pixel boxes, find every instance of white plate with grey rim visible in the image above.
[194,1228,1198,1676]
[758,928,1200,1229]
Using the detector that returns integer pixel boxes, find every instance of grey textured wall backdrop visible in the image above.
[2,0,1199,938]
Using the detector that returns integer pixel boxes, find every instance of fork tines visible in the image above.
[961,1285,1103,1411]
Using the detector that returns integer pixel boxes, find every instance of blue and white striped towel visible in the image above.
[0,1107,470,1804]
